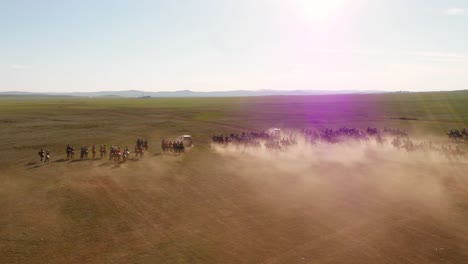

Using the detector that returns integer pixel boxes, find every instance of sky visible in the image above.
[1,0,467,92]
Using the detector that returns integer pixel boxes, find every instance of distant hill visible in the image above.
[0,89,388,98]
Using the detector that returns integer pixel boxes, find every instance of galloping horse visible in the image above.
[134,146,144,157]
[38,149,45,161]
[113,149,122,162]
[80,146,88,160]
[100,145,107,159]
[66,145,71,160]
[44,151,50,163]
[91,145,96,159]
[161,139,166,152]
[392,137,401,148]
[265,140,281,150]
[122,149,130,161]
[448,130,463,139]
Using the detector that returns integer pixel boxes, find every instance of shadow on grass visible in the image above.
[98,162,112,167]
[111,163,122,169]
[27,162,51,169]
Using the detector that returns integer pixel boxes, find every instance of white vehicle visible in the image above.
[178,135,193,147]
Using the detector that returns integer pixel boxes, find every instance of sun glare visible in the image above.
[301,0,344,22]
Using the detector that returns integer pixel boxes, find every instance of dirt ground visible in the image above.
[1,95,467,263]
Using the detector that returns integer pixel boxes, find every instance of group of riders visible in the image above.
[39,139,150,163]
[36,127,468,163]
[37,148,50,163]
[447,128,468,140]
[212,131,295,149]
[212,131,272,144]
[135,139,149,158]
[160,139,185,153]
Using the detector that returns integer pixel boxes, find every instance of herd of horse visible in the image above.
[35,127,468,163]
[212,127,467,158]
[302,127,410,144]
[212,131,296,149]
[447,128,468,140]
[212,127,409,149]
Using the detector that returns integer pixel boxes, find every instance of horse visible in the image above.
[161,140,167,152]
[122,150,130,161]
[70,147,75,160]
[66,146,71,160]
[265,140,281,151]
[100,145,107,159]
[44,152,50,163]
[375,134,385,144]
[402,140,414,152]
[38,150,45,161]
[80,147,87,160]
[462,128,468,137]
[447,130,463,139]
[113,149,122,162]
[109,147,115,161]
[135,147,144,157]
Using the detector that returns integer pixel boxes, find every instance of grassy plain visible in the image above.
[0,92,467,263]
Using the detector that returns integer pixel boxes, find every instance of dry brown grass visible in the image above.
[0,95,467,263]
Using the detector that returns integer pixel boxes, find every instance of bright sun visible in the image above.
[301,0,344,22]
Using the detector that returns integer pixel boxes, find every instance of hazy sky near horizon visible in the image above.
[1,0,467,92]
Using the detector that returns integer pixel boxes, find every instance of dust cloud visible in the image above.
[210,134,468,262]
[1,134,467,263]
[211,133,466,204]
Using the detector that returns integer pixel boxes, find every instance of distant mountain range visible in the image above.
[0,89,390,98]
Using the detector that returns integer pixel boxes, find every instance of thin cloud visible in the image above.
[444,8,466,16]
[411,51,468,63]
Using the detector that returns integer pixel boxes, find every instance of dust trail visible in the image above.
[2,137,467,263]
[212,133,466,166]
[211,135,468,262]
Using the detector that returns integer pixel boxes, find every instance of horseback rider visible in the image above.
[44,149,50,163]
[66,144,71,159]
[134,145,139,157]
[173,141,178,152]
[161,139,166,152]
[38,148,45,161]
[92,145,96,159]
[167,141,172,152]
[66,145,70,159]
[109,146,114,160]
[103,144,107,158]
